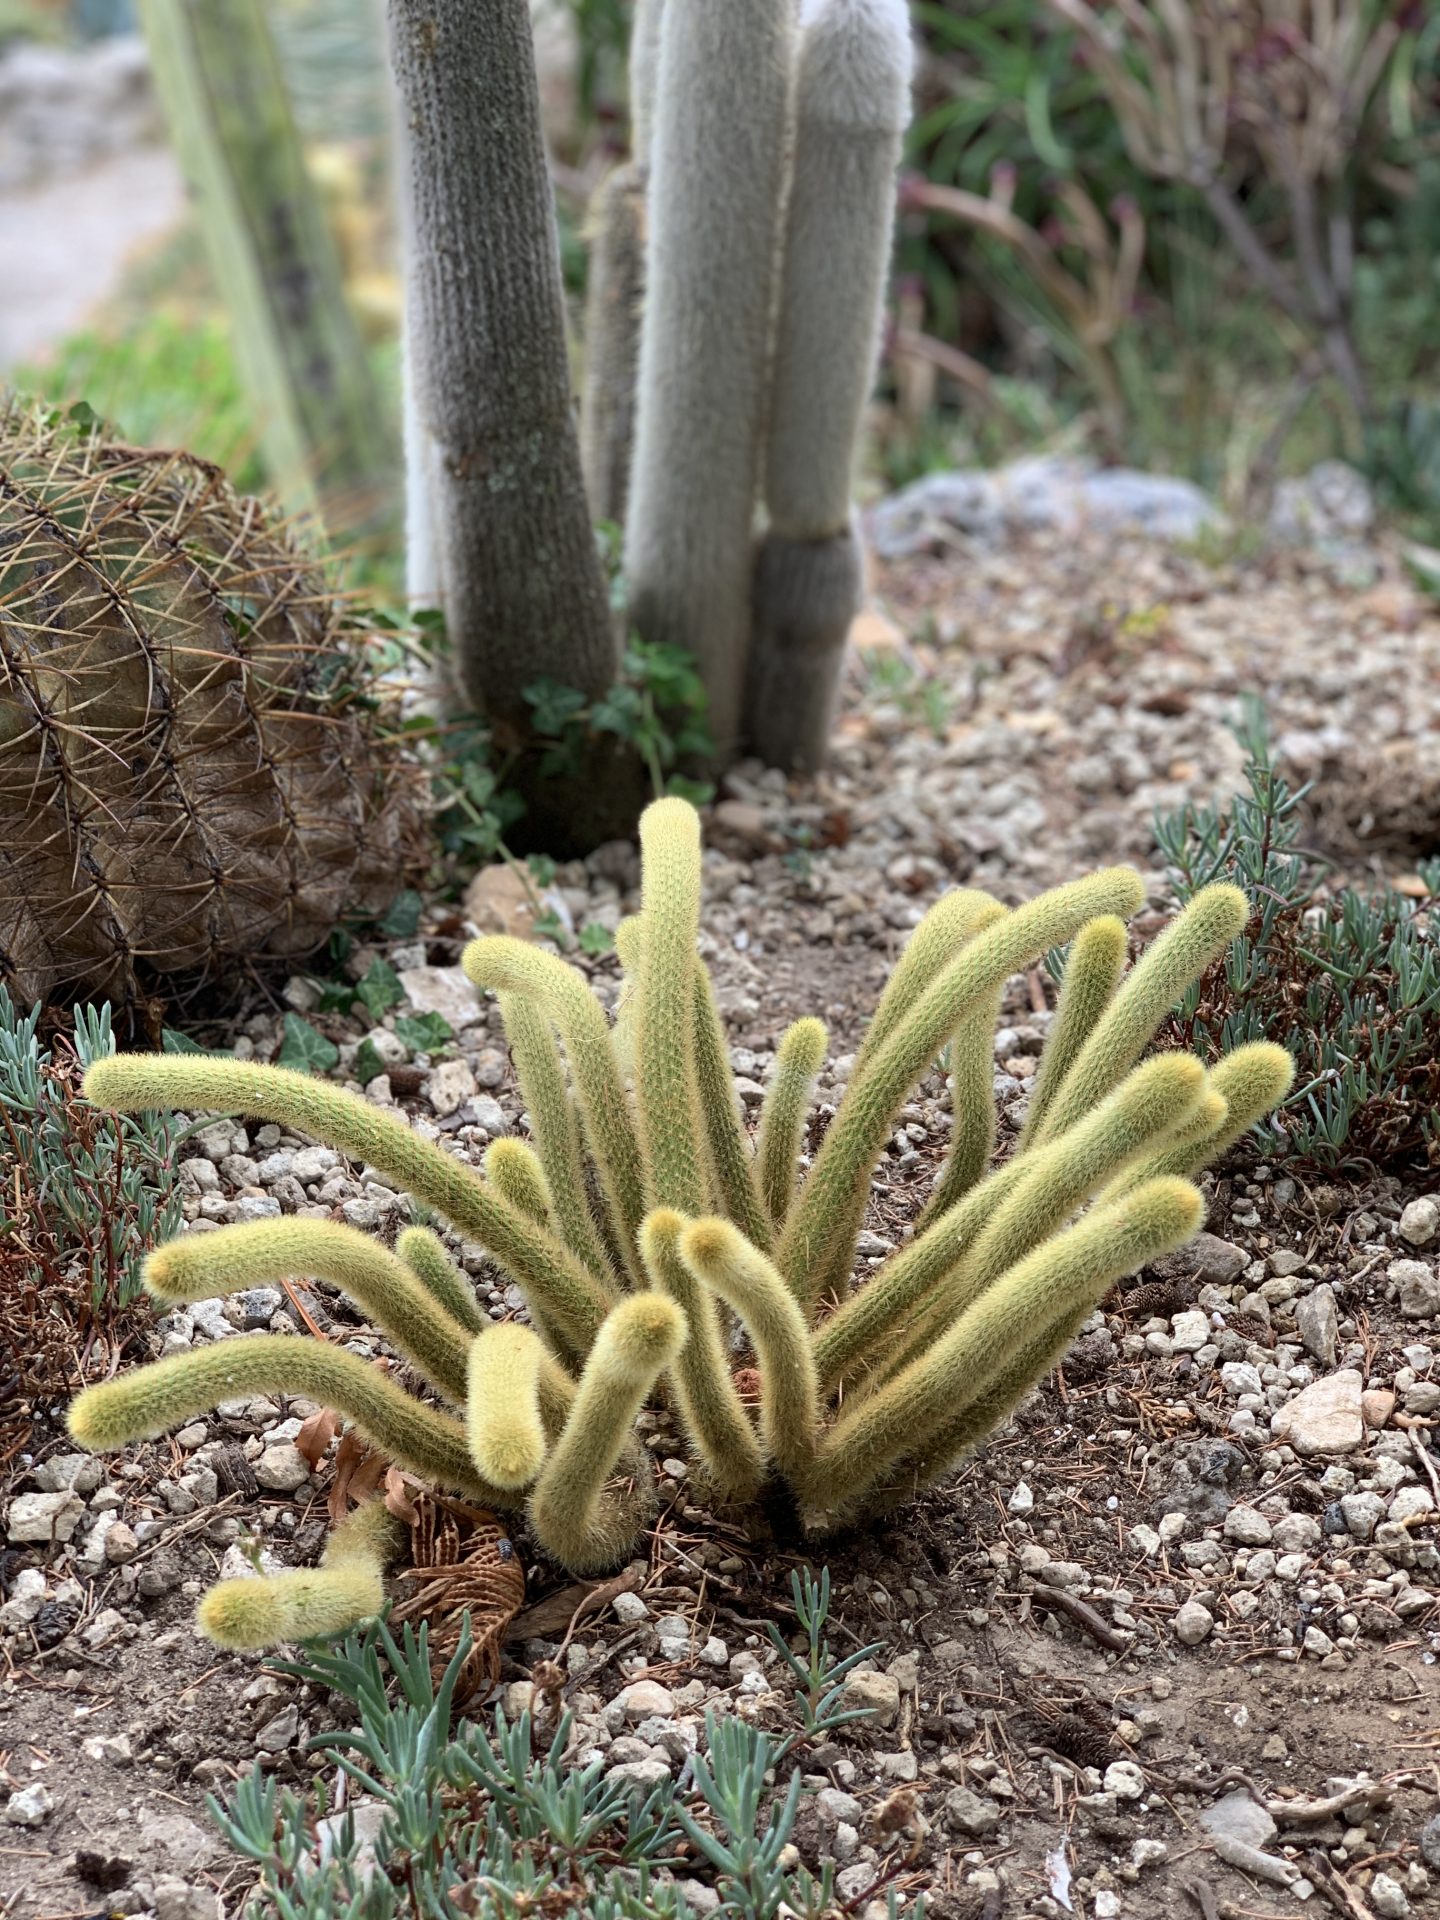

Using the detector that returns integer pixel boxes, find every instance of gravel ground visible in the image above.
[4,507,1439,1920]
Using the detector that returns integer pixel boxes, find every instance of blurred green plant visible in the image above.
[212,1605,917,1920]
[1155,701,1440,1169]
[0,989,184,1316]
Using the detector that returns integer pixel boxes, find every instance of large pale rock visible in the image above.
[464,864,538,940]
[1271,1370,1364,1456]
[1391,1259,1440,1319]
[398,965,481,1031]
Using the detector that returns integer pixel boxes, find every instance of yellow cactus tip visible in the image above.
[141,1241,181,1294]
[1203,882,1252,934]
[196,1579,278,1651]
[82,1057,125,1105]
[679,1219,732,1270]
[611,1295,686,1369]
[1140,1175,1206,1239]
[1250,1041,1297,1097]
[641,1207,687,1244]
[478,1434,546,1490]
[66,1387,111,1452]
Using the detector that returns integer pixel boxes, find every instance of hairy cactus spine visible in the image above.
[623,0,800,758]
[467,1325,548,1488]
[498,990,617,1287]
[395,1226,484,1335]
[634,799,709,1213]
[1017,914,1128,1149]
[805,1178,1204,1507]
[778,868,1146,1302]
[756,1017,827,1228]
[68,1337,505,1502]
[640,1210,765,1500]
[463,941,646,1280]
[143,1218,474,1404]
[679,1220,818,1479]
[84,1056,614,1344]
[484,1138,553,1228]
[386,0,615,725]
[745,0,913,769]
[1032,884,1249,1144]
[529,1294,686,1571]
[197,1498,401,1651]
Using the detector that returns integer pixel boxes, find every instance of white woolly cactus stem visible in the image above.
[1031,884,1250,1144]
[802,1177,1204,1509]
[529,1293,686,1572]
[628,0,666,166]
[641,1209,764,1501]
[143,1218,474,1404]
[745,0,913,769]
[779,867,1147,1304]
[197,1498,401,1651]
[579,163,645,529]
[623,0,800,757]
[679,1218,818,1480]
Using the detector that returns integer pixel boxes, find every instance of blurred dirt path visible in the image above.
[0,144,184,370]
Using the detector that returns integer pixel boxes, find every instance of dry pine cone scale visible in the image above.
[0,403,422,1006]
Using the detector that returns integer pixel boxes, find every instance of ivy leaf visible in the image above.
[394,1011,453,1053]
[379,890,424,939]
[162,1028,229,1057]
[356,957,403,1023]
[278,1015,339,1075]
[578,922,615,956]
[352,1037,387,1086]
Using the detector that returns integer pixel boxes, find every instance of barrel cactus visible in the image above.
[0,401,423,1007]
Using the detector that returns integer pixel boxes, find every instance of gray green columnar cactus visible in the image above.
[744,0,914,770]
[69,800,1291,1641]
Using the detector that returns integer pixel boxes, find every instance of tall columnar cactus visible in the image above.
[744,0,914,770]
[621,0,800,759]
[388,0,615,730]
[69,800,1292,1644]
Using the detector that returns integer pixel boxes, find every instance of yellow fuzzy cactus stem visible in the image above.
[814,1052,1205,1396]
[1031,884,1250,1145]
[462,940,646,1281]
[755,1017,827,1229]
[692,961,773,1250]
[395,1226,484,1335]
[923,983,1004,1224]
[83,1055,612,1346]
[1018,914,1128,1149]
[529,1293,686,1572]
[952,1054,1206,1310]
[640,1209,764,1501]
[467,1324,548,1489]
[481,1139,607,1364]
[144,1218,474,1404]
[779,867,1147,1304]
[679,1219,819,1481]
[197,1499,401,1651]
[854,890,1008,1075]
[68,1336,508,1503]
[634,798,708,1214]
[804,1177,1205,1511]
[498,990,617,1287]
[1110,1043,1295,1191]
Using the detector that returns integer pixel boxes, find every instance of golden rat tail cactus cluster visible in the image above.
[0,401,421,1007]
[71,798,1292,1646]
